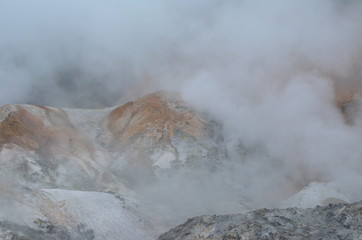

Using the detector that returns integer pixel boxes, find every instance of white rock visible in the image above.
[280,182,350,209]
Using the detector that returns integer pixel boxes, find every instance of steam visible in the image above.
[1,1,362,106]
[1,0,362,228]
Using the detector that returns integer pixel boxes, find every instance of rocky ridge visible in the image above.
[159,201,362,240]
[0,91,225,239]
[0,89,361,239]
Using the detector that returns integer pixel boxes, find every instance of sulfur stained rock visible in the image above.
[102,91,210,150]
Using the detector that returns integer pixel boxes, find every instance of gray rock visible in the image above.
[158,201,362,240]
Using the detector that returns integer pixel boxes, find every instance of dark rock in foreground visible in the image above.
[159,201,362,240]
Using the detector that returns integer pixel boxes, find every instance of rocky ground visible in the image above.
[0,90,361,239]
[159,201,362,240]
[0,91,227,239]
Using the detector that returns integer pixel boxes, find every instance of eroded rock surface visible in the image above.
[0,90,361,240]
[159,201,362,240]
[0,91,225,239]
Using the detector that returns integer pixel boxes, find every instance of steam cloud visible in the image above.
[1,1,362,106]
[1,0,362,226]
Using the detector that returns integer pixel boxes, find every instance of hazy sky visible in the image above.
[0,0,361,107]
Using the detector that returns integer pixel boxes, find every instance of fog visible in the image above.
[1,1,362,105]
[1,0,362,226]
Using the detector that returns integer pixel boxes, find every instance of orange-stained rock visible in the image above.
[103,91,210,151]
[334,84,362,124]
[0,91,220,191]
[335,86,355,106]
[0,104,95,161]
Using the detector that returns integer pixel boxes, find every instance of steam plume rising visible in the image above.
[1,0,362,219]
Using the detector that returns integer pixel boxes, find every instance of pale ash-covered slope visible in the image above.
[0,104,109,190]
[0,188,154,240]
[0,90,360,240]
[0,104,155,240]
[0,91,223,239]
[0,91,219,188]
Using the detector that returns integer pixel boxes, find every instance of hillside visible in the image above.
[0,90,360,239]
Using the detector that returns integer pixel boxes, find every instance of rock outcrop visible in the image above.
[159,201,362,240]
